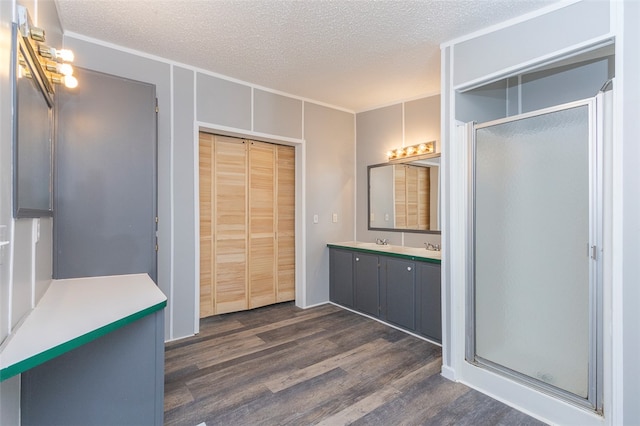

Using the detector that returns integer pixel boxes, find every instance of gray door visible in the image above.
[54,68,157,282]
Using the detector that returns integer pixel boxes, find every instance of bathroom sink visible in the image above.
[357,242,393,250]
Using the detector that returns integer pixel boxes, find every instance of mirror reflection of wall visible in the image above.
[368,157,440,233]
[369,165,394,228]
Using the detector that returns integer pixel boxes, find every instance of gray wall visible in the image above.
[304,103,355,304]
[456,56,614,124]
[452,0,610,89]
[1,1,60,423]
[63,34,355,339]
[355,96,441,248]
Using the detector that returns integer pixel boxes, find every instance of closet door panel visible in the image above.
[199,133,214,317]
[406,165,419,228]
[276,145,295,302]
[394,165,406,228]
[418,167,430,230]
[214,136,248,314]
[249,141,276,308]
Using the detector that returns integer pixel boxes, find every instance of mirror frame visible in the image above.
[367,153,441,235]
[12,22,55,218]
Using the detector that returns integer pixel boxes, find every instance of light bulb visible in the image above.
[58,63,73,76]
[418,143,427,153]
[56,49,74,62]
[386,150,394,159]
[64,75,78,89]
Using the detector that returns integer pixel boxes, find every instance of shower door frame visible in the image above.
[465,97,604,413]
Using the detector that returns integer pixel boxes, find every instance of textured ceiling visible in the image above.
[55,0,559,112]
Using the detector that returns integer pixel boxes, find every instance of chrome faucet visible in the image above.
[424,242,440,251]
[376,238,389,245]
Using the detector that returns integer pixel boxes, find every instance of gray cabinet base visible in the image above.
[21,310,164,426]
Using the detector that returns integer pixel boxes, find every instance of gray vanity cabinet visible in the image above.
[382,257,416,331]
[354,253,380,317]
[328,245,441,344]
[417,262,442,342]
[329,249,355,308]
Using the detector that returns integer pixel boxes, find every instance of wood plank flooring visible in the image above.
[164,302,545,426]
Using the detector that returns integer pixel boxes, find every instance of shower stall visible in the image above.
[466,90,610,412]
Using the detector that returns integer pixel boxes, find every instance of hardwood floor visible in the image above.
[164,302,545,426]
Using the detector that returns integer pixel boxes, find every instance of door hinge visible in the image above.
[155,98,159,113]
[591,245,597,260]
[155,243,159,252]
[155,216,159,224]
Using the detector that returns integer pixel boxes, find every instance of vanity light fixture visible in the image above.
[386,140,436,161]
[17,5,78,90]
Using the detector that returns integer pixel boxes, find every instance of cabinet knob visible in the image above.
[356,257,359,262]
[407,266,412,271]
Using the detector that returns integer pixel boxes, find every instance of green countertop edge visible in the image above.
[0,300,167,382]
[327,244,441,264]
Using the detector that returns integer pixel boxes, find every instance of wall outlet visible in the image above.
[332,213,338,223]
[313,214,319,224]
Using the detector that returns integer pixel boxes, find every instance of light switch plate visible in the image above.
[332,213,338,223]
[313,214,319,224]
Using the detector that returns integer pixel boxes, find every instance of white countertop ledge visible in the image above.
[328,241,441,261]
[0,273,167,381]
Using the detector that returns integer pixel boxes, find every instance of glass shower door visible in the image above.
[469,99,600,409]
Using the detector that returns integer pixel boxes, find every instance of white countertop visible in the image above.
[328,241,441,262]
[0,273,167,381]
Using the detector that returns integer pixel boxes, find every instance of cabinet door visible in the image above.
[418,262,441,343]
[385,257,416,330]
[330,249,354,308]
[354,253,379,317]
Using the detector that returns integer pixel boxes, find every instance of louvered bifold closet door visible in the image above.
[249,141,277,308]
[213,135,249,314]
[276,145,295,302]
[394,165,406,228]
[200,134,295,317]
[199,133,215,317]
[418,166,430,230]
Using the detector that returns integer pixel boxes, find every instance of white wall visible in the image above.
[442,1,638,424]
[619,1,640,423]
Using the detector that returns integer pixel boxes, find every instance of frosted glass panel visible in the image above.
[474,105,590,398]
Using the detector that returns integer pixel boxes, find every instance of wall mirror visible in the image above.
[368,154,440,234]
[12,22,54,218]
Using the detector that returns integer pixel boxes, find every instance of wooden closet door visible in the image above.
[199,133,214,317]
[406,165,419,228]
[214,136,248,314]
[276,145,295,302]
[394,165,406,228]
[249,141,276,308]
[418,167,430,230]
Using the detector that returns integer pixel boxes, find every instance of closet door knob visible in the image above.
[407,266,412,271]
[356,257,360,262]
